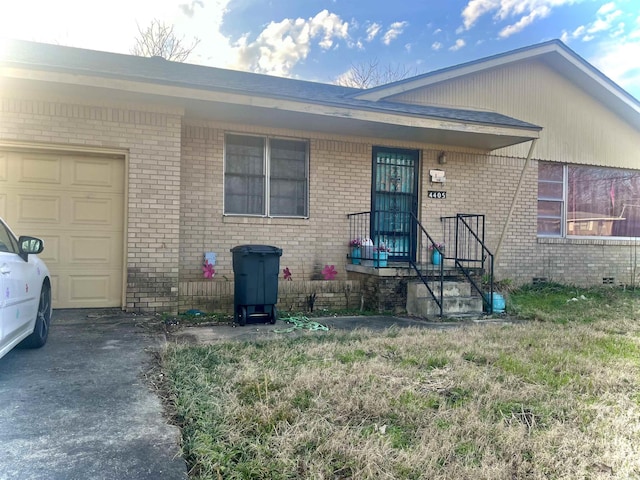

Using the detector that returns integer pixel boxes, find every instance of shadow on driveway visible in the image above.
[0,309,187,480]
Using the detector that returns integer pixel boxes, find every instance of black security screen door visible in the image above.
[371,147,419,261]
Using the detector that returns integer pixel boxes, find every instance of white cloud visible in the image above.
[560,3,625,43]
[230,9,350,76]
[612,22,626,37]
[597,2,616,15]
[499,5,551,38]
[590,38,640,99]
[0,2,352,77]
[179,0,204,18]
[461,0,501,30]
[366,23,382,42]
[432,41,443,50]
[461,0,577,36]
[588,8,622,34]
[0,0,193,54]
[449,38,466,51]
[382,21,408,45]
[0,0,237,67]
[573,25,586,37]
[433,28,442,35]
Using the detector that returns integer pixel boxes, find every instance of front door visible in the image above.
[371,147,419,262]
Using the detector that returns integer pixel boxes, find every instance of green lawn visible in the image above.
[161,284,640,479]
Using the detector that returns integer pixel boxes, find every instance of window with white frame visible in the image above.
[538,161,640,237]
[224,134,309,217]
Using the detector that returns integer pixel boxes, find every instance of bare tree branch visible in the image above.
[335,59,418,89]
[131,19,200,62]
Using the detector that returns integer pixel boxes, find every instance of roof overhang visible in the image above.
[1,65,540,151]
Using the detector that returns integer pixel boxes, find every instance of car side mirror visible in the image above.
[18,236,44,258]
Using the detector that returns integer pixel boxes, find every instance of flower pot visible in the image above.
[351,247,361,265]
[431,250,442,265]
[373,251,388,268]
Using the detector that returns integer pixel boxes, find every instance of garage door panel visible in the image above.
[37,235,60,264]
[65,273,121,307]
[17,195,61,223]
[69,275,111,302]
[72,159,121,188]
[3,150,124,308]
[69,235,119,263]
[19,154,62,184]
[0,152,7,181]
[71,197,117,225]
[50,274,60,305]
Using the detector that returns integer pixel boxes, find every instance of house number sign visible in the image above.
[428,190,447,199]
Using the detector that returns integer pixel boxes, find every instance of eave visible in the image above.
[1,65,540,151]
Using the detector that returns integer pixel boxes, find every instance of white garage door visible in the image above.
[0,149,125,308]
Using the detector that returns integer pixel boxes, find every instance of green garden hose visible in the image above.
[274,315,329,333]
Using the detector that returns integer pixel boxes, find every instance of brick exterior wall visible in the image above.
[3,93,638,315]
[0,95,183,312]
[178,279,362,315]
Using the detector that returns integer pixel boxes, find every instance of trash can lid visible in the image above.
[230,244,283,256]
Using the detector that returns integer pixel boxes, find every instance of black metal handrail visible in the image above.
[441,214,494,312]
[347,210,413,262]
[347,210,494,316]
[409,212,444,317]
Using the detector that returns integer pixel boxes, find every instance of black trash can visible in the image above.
[230,244,283,326]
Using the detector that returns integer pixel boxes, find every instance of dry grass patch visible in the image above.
[162,315,640,478]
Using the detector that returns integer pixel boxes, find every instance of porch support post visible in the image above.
[494,139,538,263]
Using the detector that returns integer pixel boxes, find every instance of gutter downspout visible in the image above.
[494,139,538,264]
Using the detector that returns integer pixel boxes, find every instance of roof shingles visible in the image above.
[1,39,540,131]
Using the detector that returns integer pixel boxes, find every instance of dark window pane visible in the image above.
[538,181,563,200]
[225,175,264,215]
[270,139,308,217]
[539,162,563,181]
[538,200,562,218]
[224,135,265,215]
[538,218,561,235]
[270,179,307,216]
[538,162,564,236]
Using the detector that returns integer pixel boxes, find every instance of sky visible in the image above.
[1,0,639,100]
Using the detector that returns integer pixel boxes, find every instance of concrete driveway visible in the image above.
[0,309,187,480]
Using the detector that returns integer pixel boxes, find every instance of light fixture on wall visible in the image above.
[438,151,447,164]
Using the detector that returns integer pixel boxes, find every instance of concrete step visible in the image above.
[406,280,484,317]
[408,280,472,299]
[407,295,484,317]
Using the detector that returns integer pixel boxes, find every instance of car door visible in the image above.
[0,220,36,349]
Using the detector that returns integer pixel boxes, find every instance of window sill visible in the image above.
[223,215,309,226]
[537,236,640,246]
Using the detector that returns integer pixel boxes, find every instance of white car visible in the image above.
[0,217,52,359]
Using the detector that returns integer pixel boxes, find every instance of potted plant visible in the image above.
[428,242,445,265]
[349,238,362,265]
[373,243,391,268]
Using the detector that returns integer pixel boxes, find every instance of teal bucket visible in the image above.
[484,293,505,313]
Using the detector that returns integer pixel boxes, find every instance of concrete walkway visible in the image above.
[0,309,187,480]
[168,314,517,344]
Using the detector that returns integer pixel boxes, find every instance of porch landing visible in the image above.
[345,263,485,318]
